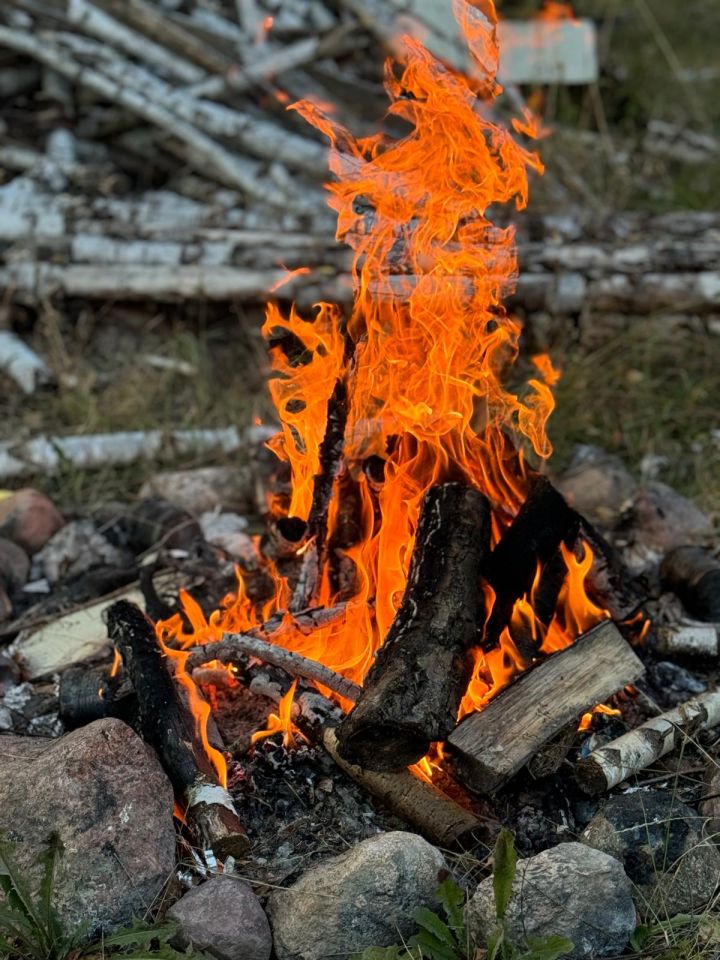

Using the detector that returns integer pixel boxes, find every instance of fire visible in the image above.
[157,0,613,767]
[251,679,302,749]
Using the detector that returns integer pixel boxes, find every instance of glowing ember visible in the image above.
[157,0,613,760]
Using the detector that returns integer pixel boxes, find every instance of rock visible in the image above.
[0,488,64,554]
[168,876,271,960]
[200,512,256,563]
[268,831,447,960]
[700,767,720,841]
[582,791,720,917]
[140,466,256,516]
[555,445,637,529]
[0,718,175,934]
[0,536,30,588]
[466,842,635,960]
[35,519,131,584]
[648,660,706,707]
[617,482,713,575]
[0,583,12,622]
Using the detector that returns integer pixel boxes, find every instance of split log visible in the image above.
[660,547,720,622]
[484,475,579,649]
[322,728,482,849]
[577,689,720,794]
[106,599,249,859]
[655,622,719,659]
[336,483,492,771]
[447,621,645,794]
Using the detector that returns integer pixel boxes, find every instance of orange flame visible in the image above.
[251,679,302,749]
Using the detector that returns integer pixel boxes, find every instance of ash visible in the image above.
[228,737,402,888]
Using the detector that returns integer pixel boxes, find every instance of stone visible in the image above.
[35,519,131,584]
[168,876,271,960]
[700,767,720,842]
[0,536,30,588]
[200,512,256,563]
[466,842,635,960]
[268,831,448,960]
[582,791,720,917]
[555,445,637,529]
[0,488,64,554]
[617,482,713,574]
[0,718,175,935]
[140,466,256,516]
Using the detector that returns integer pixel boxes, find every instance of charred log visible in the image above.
[579,517,647,621]
[105,599,249,859]
[660,546,720,622]
[484,475,579,650]
[447,621,645,794]
[336,483,492,772]
[58,664,136,730]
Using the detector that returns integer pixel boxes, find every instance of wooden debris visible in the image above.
[447,621,645,794]
[106,599,249,859]
[336,483,492,772]
[577,689,720,795]
[661,547,720,622]
[655,622,719,659]
[322,728,483,850]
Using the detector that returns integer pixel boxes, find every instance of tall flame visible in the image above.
[157,0,610,759]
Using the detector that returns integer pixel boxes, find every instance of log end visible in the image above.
[574,756,610,795]
[335,720,430,772]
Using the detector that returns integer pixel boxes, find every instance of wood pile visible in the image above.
[1,1,718,324]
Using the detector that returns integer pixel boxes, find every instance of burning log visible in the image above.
[577,689,720,794]
[322,728,482,850]
[58,663,136,730]
[106,600,249,859]
[660,547,720,622]
[447,621,645,794]
[336,483,492,772]
[484,475,579,647]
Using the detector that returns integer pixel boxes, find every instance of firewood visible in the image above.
[336,483,492,772]
[0,331,50,395]
[447,621,645,794]
[484,475,579,649]
[655,622,719,658]
[58,663,136,729]
[106,600,249,859]
[322,728,483,850]
[660,547,720,622]
[577,689,720,794]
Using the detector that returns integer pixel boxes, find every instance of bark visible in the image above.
[0,331,50,395]
[105,599,249,858]
[336,483,492,771]
[655,622,719,659]
[58,663,137,729]
[447,620,645,794]
[660,546,720,622]
[577,689,720,794]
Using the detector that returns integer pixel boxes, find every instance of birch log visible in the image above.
[577,689,720,794]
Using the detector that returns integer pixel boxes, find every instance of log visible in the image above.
[660,547,720,622]
[58,662,136,729]
[336,483,492,771]
[447,621,645,794]
[106,600,249,859]
[0,331,50,395]
[484,475,579,650]
[322,728,482,850]
[655,622,719,659]
[577,689,720,794]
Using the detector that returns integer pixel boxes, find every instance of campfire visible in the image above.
[92,0,651,858]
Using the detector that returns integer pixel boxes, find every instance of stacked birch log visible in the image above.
[0,0,719,327]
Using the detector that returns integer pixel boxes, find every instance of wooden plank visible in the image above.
[446,620,645,794]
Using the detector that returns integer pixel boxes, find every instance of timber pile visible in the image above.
[1,2,719,321]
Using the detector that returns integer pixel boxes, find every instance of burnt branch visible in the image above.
[336,483,492,771]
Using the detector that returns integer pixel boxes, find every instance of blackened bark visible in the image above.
[661,546,720,622]
[58,664,137,730]
[105,600,249,858]
[335,483,492,772]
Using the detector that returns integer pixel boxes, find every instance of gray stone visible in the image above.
[466,842,635,960]
[268,831,447,960]
[0,718,175,934]
[169,876,271,960]
[648,661,706,707]
[0,488,64,554]
[0,536,30,588]
[582,791,720,917]
[35,519,130,584]
[556,445,637,529]
[140,466,256,516]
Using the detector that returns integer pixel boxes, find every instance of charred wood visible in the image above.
[577,689,720,794]
[58,663,136,729]
[336,483,492,771]
[106,599,249,859]
[660,547,720,622]
[447,621,645,794]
